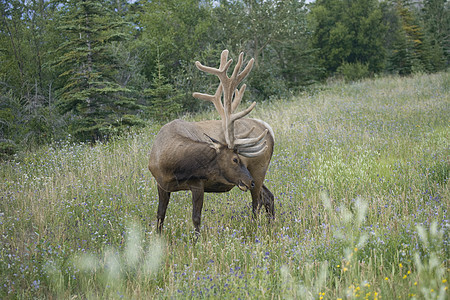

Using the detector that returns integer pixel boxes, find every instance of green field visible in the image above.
[1,72,448,299]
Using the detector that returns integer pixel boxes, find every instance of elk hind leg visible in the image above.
[191,186,204,236]
[261,184,275,220]
[156,185,171,233]
[250,181,264,218]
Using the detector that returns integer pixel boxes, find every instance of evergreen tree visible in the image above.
[54,0,143,142]
[310,0,386,76]
[422,0,450,70]
[144,53,182,122]
[388,0,430,74]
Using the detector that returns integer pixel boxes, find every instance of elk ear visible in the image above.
[204,134,224,153]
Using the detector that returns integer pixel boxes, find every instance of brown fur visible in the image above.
[148,118,274,234]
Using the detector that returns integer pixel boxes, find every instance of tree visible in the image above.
[214,0,319,98]
[421,0,450,71]
[0,0,66,151]
[54,0,143,142]
[139,0,217,110]
[310,0,386,76]
[144,52,182,122]
[388,0,431,74]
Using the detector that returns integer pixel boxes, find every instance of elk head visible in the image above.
[205,134,255,191]
[193,50,268,158]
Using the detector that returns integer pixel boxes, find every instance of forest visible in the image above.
[1,0,449,156]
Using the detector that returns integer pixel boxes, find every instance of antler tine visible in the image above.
[195,49,233,81]
[231,101,256,122]
[230,52,244,81]
[219,49,231,71]
[234,129,268,147]
[231,84,246,113]
[238,144,268,158]
[192,84,224,119]
[194,49,267,156]
[236,58,254,87]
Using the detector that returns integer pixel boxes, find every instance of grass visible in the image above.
[1,72,449,299]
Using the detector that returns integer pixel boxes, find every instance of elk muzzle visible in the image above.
[237,177,255,192]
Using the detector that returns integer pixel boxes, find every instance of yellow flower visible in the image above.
[403,275,407,279]
[442,279,447,283]
[407,270,411,274]
[399,263,403,268]
[354,247,358,252]
[343,267,348,272]
[385,277,389,281]
[414,281,417,286]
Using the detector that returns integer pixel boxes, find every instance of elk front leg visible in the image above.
[156,185,171,233]
[190,182,205,235]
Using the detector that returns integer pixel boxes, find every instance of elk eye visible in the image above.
[233,157,239,164]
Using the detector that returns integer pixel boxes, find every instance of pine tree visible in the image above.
[144,53,182,122]
[422,0,450,70]
[389,0,430,74]
[54,0,143,142]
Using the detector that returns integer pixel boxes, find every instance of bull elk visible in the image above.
[148,50,274,234]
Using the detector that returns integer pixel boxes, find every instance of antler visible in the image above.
[193,50,268,156]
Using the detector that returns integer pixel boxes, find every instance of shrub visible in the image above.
[336,61,370,82]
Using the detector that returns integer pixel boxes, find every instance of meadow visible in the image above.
[0,72,448,299]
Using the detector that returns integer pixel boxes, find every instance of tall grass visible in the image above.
[1,72,448,299]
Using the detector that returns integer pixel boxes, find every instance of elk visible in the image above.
[148,50,274,234]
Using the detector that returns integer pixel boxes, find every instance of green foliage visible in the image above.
[421,0,450,71]
[310,0,387,76]
[336,61,371,82]
[216,0,320,99]
[54,0,143,142]
[0,141,18,160]
[0,0,448,151]
[144,53,182,122]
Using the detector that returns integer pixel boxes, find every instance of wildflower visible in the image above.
[385,277,389,281]
[403,275,407,279]
[414,281,417,286]
[442,279,447,283]
[354,247,358,252]
[407,270,411,275]
[399,263,403,268]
